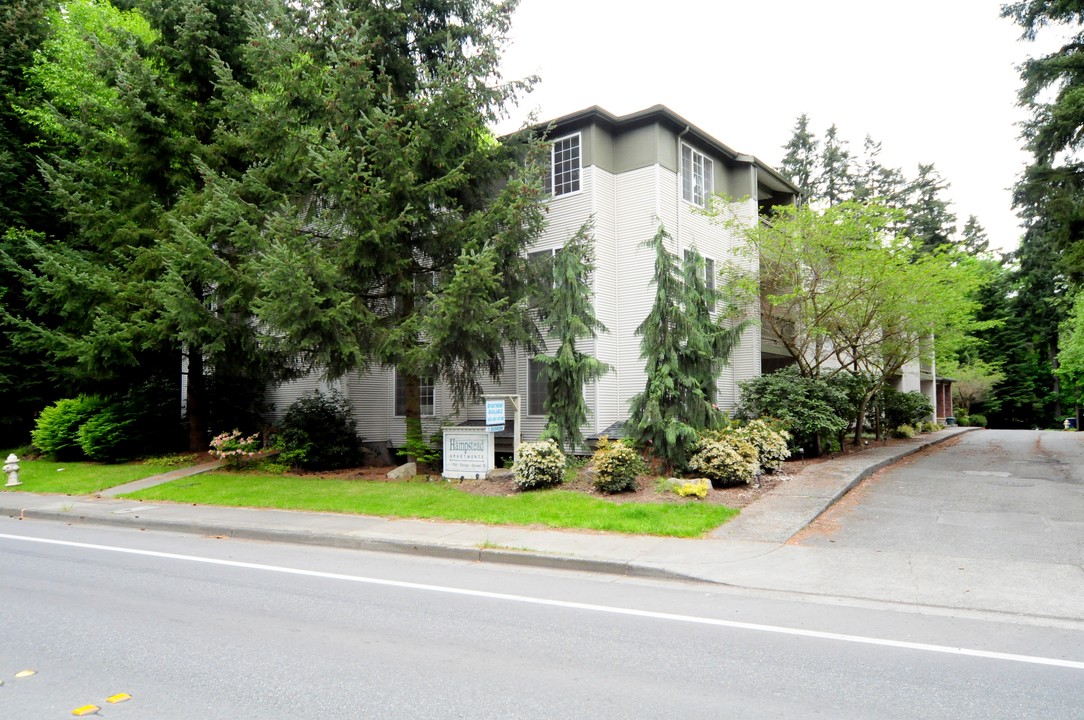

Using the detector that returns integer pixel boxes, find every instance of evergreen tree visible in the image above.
[960,215,990,256]
[779,113,820,203]
[852,135,906,210]
[536,224,610,452]
[679,246,745,430]
[627,226,700,471]
[2,0,289,450]
[0,0,64,438]
[906,163,957,254]
[820,124,854,207]
[221,0,547,460]
[1003,0,1084,280]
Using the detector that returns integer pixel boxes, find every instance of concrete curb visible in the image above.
[1,504,696,583]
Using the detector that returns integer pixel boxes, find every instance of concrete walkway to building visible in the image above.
[3,426,1083,623]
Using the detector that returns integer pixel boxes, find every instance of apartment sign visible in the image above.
[442,426,495,479]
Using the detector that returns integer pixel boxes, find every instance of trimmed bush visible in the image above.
[77,406,138,462]
[892,424,917,439]
[513,440,566,490]
[592,437,645,494]
[674,478,709,498]
[689,434,759,486]
[32,396,105,459]
[883,388,934,429]
[965,413,987,428]
[276,391,364,470]
[735,419,791,473]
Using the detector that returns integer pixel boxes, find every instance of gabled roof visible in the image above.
[534,104,799,196]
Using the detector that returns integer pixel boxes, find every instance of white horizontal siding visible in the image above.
[615,165,670,417]
[265,369,341,423]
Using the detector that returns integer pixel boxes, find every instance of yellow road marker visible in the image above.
[14,670,36,678]
[71,705,100,716]
[106,693,132,703]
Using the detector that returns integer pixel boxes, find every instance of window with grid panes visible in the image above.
[394,371,434,416]
[544,134,581,197]
[681,144,713,207]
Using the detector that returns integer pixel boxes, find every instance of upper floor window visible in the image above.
[394,370,435,417]
[681,144,713,207]
[544,133,581,197]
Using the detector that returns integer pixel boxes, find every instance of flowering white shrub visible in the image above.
[689,435,759,486]
[209,429,261,465]
[736,419,791,474]
[513,440,566,490]
[592,437,645,494]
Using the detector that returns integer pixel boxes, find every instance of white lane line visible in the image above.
[3,532,1083,671]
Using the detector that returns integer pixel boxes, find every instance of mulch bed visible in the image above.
[213,436,919,510]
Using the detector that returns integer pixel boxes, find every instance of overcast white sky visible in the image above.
[496,0,1053,253]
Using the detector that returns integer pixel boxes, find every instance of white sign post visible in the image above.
[442,427,495,479]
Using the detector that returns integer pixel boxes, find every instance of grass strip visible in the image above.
[124,473,739,537]
[0,459,171,495]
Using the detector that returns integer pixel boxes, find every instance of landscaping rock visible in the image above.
[486,467,515,482]
[387,462,417,480]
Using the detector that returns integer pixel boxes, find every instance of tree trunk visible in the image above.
[853,391,872,446]
[186,349,208,452]
[404,372,423,466]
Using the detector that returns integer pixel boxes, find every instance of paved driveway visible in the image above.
[795,430,1084,566]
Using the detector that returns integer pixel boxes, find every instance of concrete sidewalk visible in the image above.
[3,427,1082,623]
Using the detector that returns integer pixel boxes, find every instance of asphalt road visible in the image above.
[797,429,1084,564]
[2,521,1082,719]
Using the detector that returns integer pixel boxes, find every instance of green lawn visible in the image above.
[0,458,173,495]
[124,473,739,537]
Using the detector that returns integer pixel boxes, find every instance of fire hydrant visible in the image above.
[4,454,21,487]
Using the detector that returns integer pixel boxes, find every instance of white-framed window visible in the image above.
[394,370,435,417]
[527,358,549,416]
[684,249,716,294]
[544,133,581,197]
[681,144,714,207]
[528,247,557,290]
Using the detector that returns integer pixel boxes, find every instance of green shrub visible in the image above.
[77,406,138,462]
[734,419,791,473]
[892,424,917,439]
[735,368,849,455]
[955,414,970,427]
[276,391,364,470]
[143,453,199,468]
[689,434,759,486]
[32,396,105,459]
[965,413,987,428]
[513,440,566,490]
[592,437,645,494]
[883,388,935,429]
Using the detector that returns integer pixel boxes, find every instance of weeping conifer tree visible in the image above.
[628,227,747,470]
[535,223,610,452]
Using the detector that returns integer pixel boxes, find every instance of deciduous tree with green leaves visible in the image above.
[715,201,983,444]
